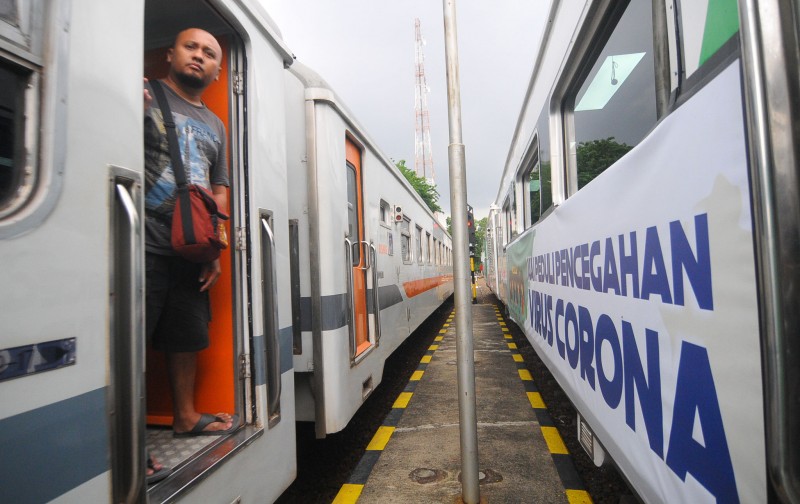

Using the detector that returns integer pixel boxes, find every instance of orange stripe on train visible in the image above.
[402,275,453,298]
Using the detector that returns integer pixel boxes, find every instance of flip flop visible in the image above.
[146,456,171,485]
[173,413,241,438]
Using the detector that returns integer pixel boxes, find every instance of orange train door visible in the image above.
[345,139,371,356]
[144,37,236,426]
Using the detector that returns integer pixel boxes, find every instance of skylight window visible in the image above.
[575,52,646,111]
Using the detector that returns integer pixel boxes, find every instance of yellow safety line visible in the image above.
[410,370,424,381]
[499,322,507,326]
[332,484,364,503]
[527,392,546,409]
[429,344,439,351]
[421,355,432,363]
[439,329,448,334]
[367,426,395,450]
[434,336,443,342]
[541,426,568,454]
[507,342,518,350]
[502,327,510,332]
[504,334,513,340]
[566,489,594,504]
[518,369,533,381]
[512,354,523,362]
[393,392,413,408]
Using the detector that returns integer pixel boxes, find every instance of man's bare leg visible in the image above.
[167,351,232,434]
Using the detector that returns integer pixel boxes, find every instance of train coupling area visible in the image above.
[335,303,591,503]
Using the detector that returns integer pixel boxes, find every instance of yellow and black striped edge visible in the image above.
[494,305,593,504]
[332,310,456,503]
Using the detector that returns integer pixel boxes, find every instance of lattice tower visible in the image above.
[414,18,434,183]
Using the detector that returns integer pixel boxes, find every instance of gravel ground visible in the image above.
[277,285,634,503]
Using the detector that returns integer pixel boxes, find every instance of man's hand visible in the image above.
[199,259,221,292]
[144,78,152,111]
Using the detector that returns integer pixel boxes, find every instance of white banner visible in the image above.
[506,62,765,504]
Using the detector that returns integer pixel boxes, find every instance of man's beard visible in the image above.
[175,70,206,90]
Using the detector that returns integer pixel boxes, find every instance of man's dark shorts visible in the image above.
[146,253,211,352]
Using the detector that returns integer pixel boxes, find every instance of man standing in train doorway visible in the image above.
[143,28,238,444]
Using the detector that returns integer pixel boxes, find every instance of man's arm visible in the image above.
[211,183,228,214]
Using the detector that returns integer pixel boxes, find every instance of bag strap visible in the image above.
[149,80,187,188]
[150,80,195,244]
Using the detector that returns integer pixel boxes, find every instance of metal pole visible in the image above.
[441,1,480,502]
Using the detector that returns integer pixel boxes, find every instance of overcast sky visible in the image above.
[261,0,547,220]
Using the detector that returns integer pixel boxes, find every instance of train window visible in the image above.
[503,195,516,244]
[567,0,657,191]
[536,108,553,215]
[346,164,357,238]
[0,62,26,208]
[401,216,411,263]
[416,225,423,264]
[426,232,432,264]
[518,140,541,228]
[679,1,739,80]
[380,200,391,227]
[346,163,361,265]
[0,5,43,221]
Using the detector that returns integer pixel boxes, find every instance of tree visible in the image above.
[475,217,488,267]
[446,216,452,236]
[396,159,442,213]
[576,137,633,189]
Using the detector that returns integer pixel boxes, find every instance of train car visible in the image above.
[487,0,799,502]
[0,0,298,502]
[284,62,454,437]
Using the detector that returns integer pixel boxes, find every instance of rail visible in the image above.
[369,243,381,345]
[112,180,145,503]
[344,238,357,359]
[260,217,281,426]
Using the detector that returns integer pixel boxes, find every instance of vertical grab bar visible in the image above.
[260,218,282,426]
[344,238,356,359]
[369,243,381,345]
[113,183,145,503]
[357,240,371,270]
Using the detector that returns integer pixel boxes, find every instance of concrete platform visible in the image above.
[334,303,589,503]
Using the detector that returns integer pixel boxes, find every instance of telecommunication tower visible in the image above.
[414,18,434,183]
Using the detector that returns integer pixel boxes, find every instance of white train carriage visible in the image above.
[0,0,299,502]
[285,62,454,436]
[487,0,800,503]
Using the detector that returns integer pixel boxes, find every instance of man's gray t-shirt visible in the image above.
[144,81,229,255]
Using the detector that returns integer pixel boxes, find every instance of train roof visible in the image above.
[289,61,450,232]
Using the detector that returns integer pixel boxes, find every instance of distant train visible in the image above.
[0,0,452,502]
[486,1,799,503]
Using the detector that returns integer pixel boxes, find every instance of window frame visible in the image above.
[517,136,541,229]
[426,231,432,265]
[0,0,67,236]
[379,199,391,228]
[551,0,672,200]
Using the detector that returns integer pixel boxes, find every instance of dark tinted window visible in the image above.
[0,62,26,207]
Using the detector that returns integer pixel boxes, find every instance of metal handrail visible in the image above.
[260,218,281,425]
[369,243,381,345]
[344,238,356,359]
[115,184,145,503]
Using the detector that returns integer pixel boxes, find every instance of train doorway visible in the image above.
[141,0,248,493]
[345,138,371,357]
